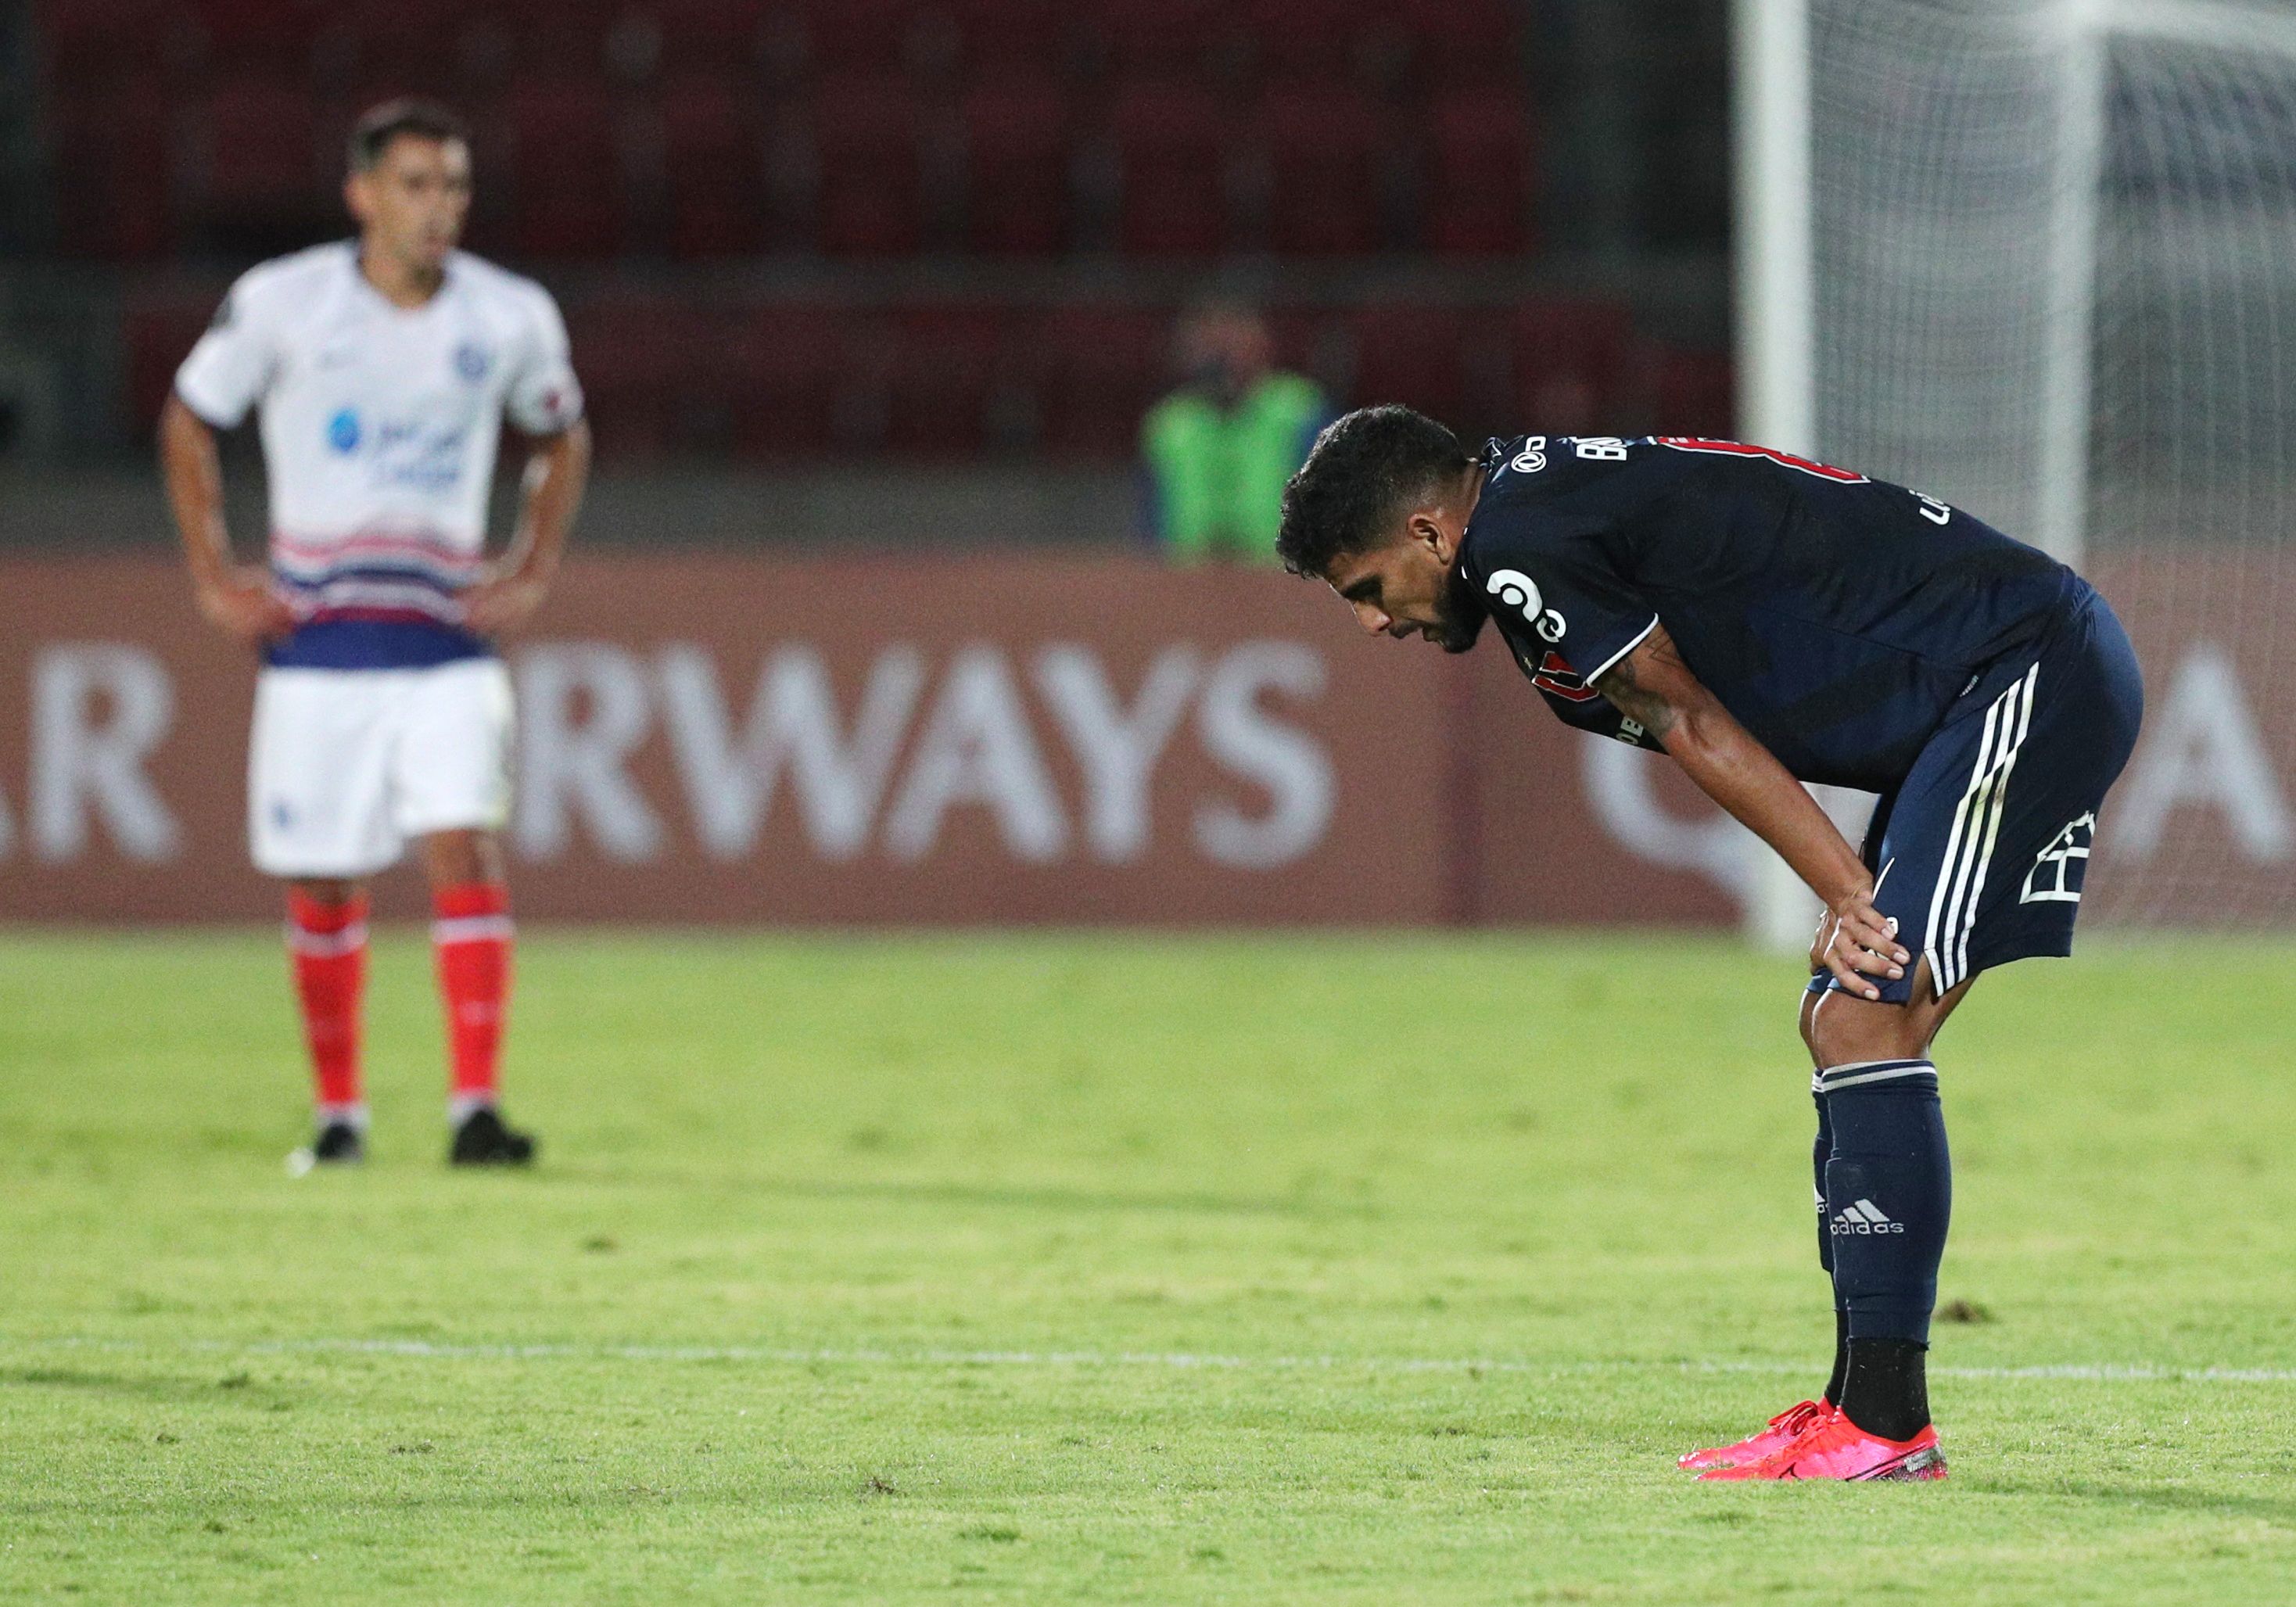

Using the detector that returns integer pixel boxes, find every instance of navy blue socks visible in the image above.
[1813,1091,1849,1407]
[1816,1059,1950,1439]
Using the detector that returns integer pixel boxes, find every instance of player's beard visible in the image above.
[1429,550,1491,653]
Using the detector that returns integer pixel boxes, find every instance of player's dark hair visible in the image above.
[1275,405,1477,579]
[347,98,469,173]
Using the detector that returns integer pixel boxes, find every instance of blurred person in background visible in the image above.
[1141,300,1329,564]
[158,99,590,1171]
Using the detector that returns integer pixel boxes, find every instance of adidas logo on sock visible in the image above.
[1828,1198,1906,1236]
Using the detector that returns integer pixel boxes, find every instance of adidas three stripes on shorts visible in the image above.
[1811,579,2144,1006]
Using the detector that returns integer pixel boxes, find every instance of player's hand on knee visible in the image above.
[1816,890,1910,1002]
[196,566,294,644]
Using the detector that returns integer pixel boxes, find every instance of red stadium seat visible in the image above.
[804,73,924,256]
[48,76,174,259]
[1092,0,1226,76]
[730,303,852,455]
[957,71,1073,256]
[639,0,769,70]
[37,0,180,83]
[1344,303,1469,419]
[1406,0,1519,84]
[1422,87,1531,255]
[1034,303,1169,458]
[122,293,221,428]
[1510,301,1637,434]
[192,74,328,252]
[946,0,1073,74]
[658,69,770,256]
[502,75,629,257]
[187,0,330,70]
[881,303,1014,455]
[1252,84,1383,255]
[1105,78,1230,257]
[563,296,682,457]
[1652,346,1735,438]
[792,0,919,77]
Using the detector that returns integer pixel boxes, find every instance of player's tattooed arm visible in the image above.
[1589,629,1688,738]
[1595,626,1910,999]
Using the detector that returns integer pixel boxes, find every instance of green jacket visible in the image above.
[1141,373,1327,563]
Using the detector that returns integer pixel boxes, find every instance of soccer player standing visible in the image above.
[1275,408,2143,1480]
[159,101,590,1168]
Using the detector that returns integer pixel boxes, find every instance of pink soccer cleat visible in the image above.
[1677,1399,1835,1472]
[1695,1411,1946,1482]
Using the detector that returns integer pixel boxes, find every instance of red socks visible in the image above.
[287,889,368,1122]
[432,881,513,1120]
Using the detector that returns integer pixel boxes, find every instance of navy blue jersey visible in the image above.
[1455,435,2079,792]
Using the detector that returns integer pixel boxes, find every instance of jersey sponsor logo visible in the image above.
[453,341,491,382]
[1570,436,1631,461]
[327,407,362,454]
[1912,489,1953,526]
[1508,436,1548,474]
[1656,436,1869,483]
[1485,568,1567,642]
[1529,650,1599,703]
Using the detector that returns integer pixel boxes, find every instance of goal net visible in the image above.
[1797,0,2296,927]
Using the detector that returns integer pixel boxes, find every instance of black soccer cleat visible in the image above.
[449,1106,536,1167]
[311,1121,366,1164]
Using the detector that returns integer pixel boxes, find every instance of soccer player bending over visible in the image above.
[1277,408,2143,1481]
[160,100,590,1168]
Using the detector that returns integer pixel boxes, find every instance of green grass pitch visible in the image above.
[2,928,2293,1603]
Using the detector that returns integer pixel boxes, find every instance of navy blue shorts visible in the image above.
[1813,582,2144,1004]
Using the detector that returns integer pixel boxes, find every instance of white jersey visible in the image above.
[174,242,582,667]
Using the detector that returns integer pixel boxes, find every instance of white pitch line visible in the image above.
[4,1335,2294,1385]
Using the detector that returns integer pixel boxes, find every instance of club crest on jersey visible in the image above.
[1486,568,1566,642]
[326,407,361,454]
[453,342,491,382]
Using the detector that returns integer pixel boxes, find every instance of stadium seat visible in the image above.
[1344,303,1470,421]
[191,74,329,256]
[1092,0,1229,77]
[657,69,770,257]
[1405,0,1519,85]
[187,0,330,71]
[47,76,174,260]
[803,74,925,256]
[502,75,630,257]
[37,0,181,84]
[1422,87,1532,255]
[957,71,1074,256]
[122,293,220,427]
[1104,78,1231,257]
[1240,0,1377,86]
[1033,303,1170,458]
[730,302,854,455]
[946,0,1074,75]
[1652,346,1735,438]
[630,0,768,72]
[881,303,1017,455]
[792,0,921,77]
[1510,301,1637,434]
[564,293,716,456]
[1250,84,1383,255]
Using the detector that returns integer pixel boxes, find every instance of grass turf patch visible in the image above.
[2,929,2292,1602]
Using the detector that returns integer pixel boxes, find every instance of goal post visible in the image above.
[1733,0,2296,942]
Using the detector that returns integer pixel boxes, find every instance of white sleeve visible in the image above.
[504,287,584,435]
[173,273,278,428]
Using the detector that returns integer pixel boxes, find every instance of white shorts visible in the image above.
[249,658,514,878]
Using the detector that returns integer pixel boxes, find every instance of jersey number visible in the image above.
[1656,437,1868,484]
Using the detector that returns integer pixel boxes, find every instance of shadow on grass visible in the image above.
[541,1167,1379,1221]
[1979,1476,2296,1525]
